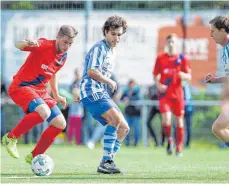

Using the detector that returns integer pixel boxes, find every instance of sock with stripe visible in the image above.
[112,139,122,159]
[102,125,117,162]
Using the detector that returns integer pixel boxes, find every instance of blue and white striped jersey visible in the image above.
[80,40,116,99]
[223,40,229,76]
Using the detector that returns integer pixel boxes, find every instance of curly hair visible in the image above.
[209,15,229,33]
[102,15,128,36]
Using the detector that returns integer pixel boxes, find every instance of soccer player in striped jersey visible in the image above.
[2,25,78,164]
[204,15,229,147]
[80,16,129,174]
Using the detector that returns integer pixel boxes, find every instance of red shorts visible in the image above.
[8,79,57,113]
[159,97,184,116]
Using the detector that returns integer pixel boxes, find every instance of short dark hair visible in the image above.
[58,25,78,38]
[102,15,128,36]
[209,15,229,33]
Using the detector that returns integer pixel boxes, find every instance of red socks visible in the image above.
[176,127,184,152]
[8,112,43,139]
[163,124,173,144]
[163,124,184,151]
[32,126,63,157]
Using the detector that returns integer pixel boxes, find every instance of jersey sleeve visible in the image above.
[153,56,161,76]
[21,38,48,52]
[88,45,105,70]
[181,56,191,74]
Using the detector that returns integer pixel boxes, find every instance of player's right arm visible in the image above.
[153,74,167,93]
[15,39,39,50]
[88,69,117,92]
[153,55,167,93]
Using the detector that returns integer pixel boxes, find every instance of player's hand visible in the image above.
[108,79,117,93]
[157,83,167,93]
[25,39,39,47]
[204,73,217,83]
[54,95,67,109]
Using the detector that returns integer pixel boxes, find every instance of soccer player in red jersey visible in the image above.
[153,34,192,156]
[2,25,78,164]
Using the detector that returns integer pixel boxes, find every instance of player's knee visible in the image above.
[212,123,219,135]
[108,119,121,128]
[125,125,130,136]
[36,104,51,121]
[50,115,66,130]
[55,120,66,130]
[121,120,130,136]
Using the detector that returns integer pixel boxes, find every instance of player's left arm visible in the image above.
[179,56,192,81]
[49,74,67,109]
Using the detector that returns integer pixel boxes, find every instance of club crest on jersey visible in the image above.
[55,53,67,66]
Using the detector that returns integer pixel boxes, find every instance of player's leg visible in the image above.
[212,102,229,146]
[112,111,129,157]
[214,79,229,147]
[25,105,65,164]
[81,93,125,174]
[2,86,50,158]
[173,99,185,156]
[159,98,173,155]
[161,112,173,155]
[174,116,184,156]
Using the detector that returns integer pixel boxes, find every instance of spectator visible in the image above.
[146,84,164,147]
[121,79,141,146]
[71,69,94,145]
[67,86,84,145]
[183,81,194,148]
[1,80,9,140]
[67,68,84,145]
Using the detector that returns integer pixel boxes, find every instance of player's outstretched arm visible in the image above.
[88,69,117,92]
[15,39,39,50]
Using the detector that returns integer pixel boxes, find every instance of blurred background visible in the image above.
[1,0,229,148]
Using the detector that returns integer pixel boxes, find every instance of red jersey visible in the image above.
[153,53,191,99]
[13,38,67,89]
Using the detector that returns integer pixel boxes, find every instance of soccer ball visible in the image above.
[31,154,54,176]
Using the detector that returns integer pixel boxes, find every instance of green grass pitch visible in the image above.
[1,144,228,184]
